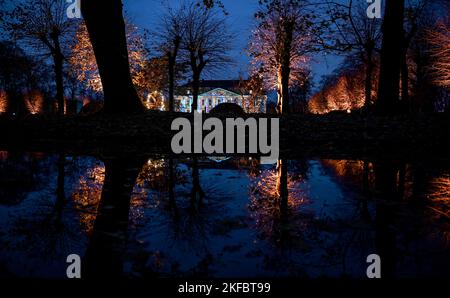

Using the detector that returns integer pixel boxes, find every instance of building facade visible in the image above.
[175,80,266,113]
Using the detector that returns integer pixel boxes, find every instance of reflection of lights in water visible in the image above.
[129,190,148,225]
[322,160,367,179]
[71,162,153,233]
[136,159,166,189]
[250,168,305,207]
[428,174,450,247]
[71,164,105,234]
[249,166,308,241]
[428,175,450,218]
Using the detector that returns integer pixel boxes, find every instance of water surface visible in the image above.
[0,151,448,278]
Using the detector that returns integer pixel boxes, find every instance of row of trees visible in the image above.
[1,0,449,116]
[0,0,157,115]
[0,0,325,116]
[310,0,450,114]
[309,56,376,114]
[151,0,450,115]
[0,0,239,115]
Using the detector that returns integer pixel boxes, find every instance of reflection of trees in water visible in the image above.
[70,161,104,234]
[248,159,382,276]
[428,173,450,218]
[0,152,47,206]
[249,159,307,247]
[322,159,450,277]
[83,157,145,278]
[321,160,376,195]
[5,153,85,263]
[129,157,245,277]
[152,158,227,246]
[190,157,205,203]
[1,154,148,277]
[250,160,306,206]
[422,172,450,248]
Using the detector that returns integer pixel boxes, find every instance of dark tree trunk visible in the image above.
[373,161,400,278]
[80,0,143,114]
[397,162,406,200]
[364,46,374,109]
[168,53,175,112]
[7,92,23,116]
[411,164,426,203]
[167,38,180,112]
[276,21,294,115]
[191,71,200,113]
[280,65,291,115]
[53,54,64,116]
[50,31,65,116]
[374,161,400,200]
[168,158,175,204]
[83,157,145,278]
[191,157,204,202]
[361,160,371,221]
[400,53,409,112]
[56,153,65,205]
[53,153,66,225]
[377,0,405,114]
[276,159,288,206]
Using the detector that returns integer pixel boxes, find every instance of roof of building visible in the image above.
[199,88,241,97]
[182,80,244,92]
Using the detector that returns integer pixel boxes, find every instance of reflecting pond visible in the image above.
[0,151,449,278]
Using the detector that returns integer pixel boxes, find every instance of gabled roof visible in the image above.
[199,88,241,97]
[183,80,242,90]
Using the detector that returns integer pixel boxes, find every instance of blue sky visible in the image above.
[123,0,342,87]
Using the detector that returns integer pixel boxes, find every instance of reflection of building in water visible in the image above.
[175,80,267,113]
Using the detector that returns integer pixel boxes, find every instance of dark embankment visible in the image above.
[0,111,449,163]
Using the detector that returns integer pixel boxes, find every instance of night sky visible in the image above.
[123,0,342,88]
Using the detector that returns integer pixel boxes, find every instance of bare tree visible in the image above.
[153,4,188,112]
[377,0,405,114]
[324,0,382,109]
[237,74,267,113]
[308,57,370,113]
[248,0,315,115]
[2,0,76,116]
[427,5,450,88]
[397,0,436,110]
[72,0,221,115]
[180,3,233,113]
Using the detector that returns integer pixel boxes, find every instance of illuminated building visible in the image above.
[175,80,267,113]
